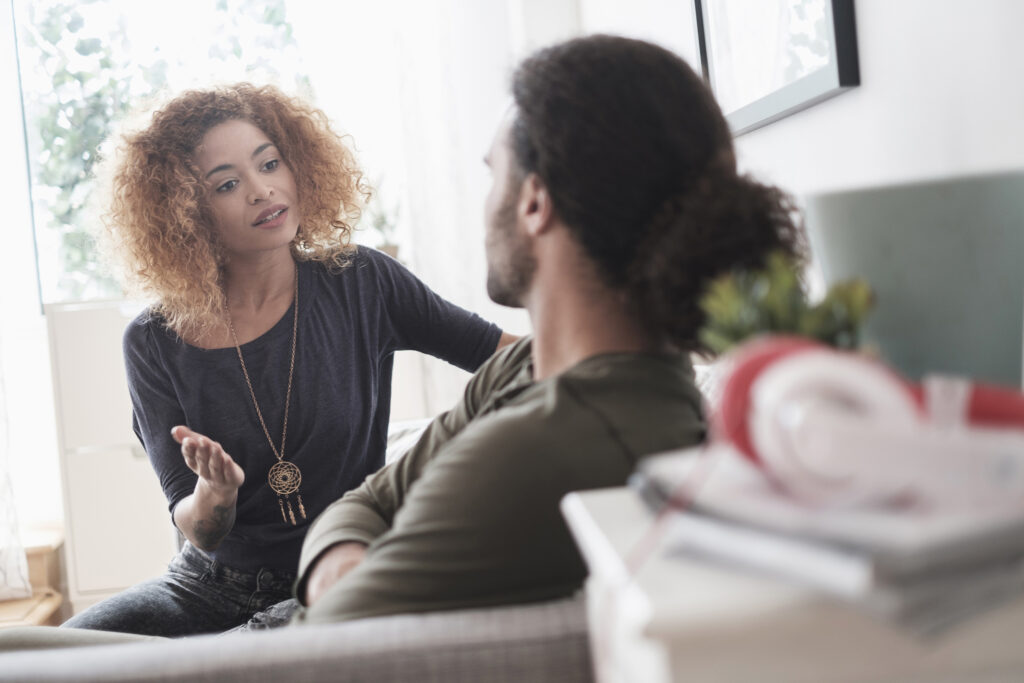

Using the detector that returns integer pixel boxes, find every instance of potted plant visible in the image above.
[699,250,874,354]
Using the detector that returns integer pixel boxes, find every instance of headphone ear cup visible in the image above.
[749,350,922,505]
[712,335,824,464]
[968,383,1024,427]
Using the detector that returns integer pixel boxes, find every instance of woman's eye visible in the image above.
[262,159,279,172]
[216,179,238,193]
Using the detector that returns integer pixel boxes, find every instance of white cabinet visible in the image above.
[46,301,178,614]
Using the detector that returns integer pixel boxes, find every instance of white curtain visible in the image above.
[0,489,30,601]
[389,0,528,410]
[291,0,533,415]
[1,0,37,602]
[0,349,30,601]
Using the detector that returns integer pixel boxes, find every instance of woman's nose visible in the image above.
[248,183,273,203]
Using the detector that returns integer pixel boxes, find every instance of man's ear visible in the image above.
[517,173,554,236]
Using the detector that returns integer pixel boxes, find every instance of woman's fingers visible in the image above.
[181,436,198,470]
[171,425,194,444]
[195,439,213,481]
[182,434,216,480]
[175,426,243,489]
[221,451,245,487]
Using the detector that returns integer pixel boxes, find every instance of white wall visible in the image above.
[579,0,700,66]
[508,0,582,58]
[581,0,1024,194]
[734,0,1024,195]
[578,0,1024,319]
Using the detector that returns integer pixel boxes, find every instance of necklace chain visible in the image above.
[226,266,298,463]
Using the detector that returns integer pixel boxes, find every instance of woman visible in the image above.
[63,83,512,636]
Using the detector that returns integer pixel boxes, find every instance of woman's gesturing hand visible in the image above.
[170,425,243,550]
[171,425,245,493]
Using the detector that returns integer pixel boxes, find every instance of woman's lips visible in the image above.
[253,205,288,228]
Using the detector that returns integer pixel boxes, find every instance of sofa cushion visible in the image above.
[386,417,432,464]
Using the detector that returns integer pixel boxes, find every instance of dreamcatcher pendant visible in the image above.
[268,460,306,525]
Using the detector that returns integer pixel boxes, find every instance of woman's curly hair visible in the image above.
[101,83,368,339]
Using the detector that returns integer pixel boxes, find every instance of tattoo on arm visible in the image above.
[192,504,235,549]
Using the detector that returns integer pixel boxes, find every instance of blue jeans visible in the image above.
[61,542,299,637]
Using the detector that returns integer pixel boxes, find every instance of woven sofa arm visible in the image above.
[0,595,592,683]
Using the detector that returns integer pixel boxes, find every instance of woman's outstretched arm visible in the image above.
[168,425,245,551]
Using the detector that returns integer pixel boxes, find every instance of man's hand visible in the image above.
[304,542,368,606]
[172,425,245,492]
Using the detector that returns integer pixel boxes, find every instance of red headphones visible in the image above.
[710,336,1024,508]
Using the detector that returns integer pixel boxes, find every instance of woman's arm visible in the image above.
[125,321,219,540]
[368,248,509,371]
[168,426,245,551]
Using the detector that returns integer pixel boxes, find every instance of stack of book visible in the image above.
[633,444,1024,635]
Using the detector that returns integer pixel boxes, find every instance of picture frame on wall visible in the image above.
[694,0,859,136]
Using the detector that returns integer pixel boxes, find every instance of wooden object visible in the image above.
[0,527,65,628]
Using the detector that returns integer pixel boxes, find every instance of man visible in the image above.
[293,34,800,623]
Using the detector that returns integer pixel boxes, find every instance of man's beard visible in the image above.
[486,189,536,308]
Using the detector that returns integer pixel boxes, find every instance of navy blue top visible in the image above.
[123,247,502,572]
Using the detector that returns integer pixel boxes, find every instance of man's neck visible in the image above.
[529,310,658,381]
[524,235,660,380]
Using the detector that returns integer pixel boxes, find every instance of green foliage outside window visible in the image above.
[15,0,311,301]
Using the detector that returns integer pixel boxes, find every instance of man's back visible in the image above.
[295,338,704,623]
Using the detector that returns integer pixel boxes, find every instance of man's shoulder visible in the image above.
[432,381,635,494]
[458,349,704,466]
[464,335,533,395]
[486,335,533,371]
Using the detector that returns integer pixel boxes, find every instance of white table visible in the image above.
[561,486,1024,683]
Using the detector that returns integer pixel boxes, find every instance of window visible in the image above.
[13,0,311,303]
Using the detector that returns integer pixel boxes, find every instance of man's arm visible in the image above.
[295,407,463,604]
[293,407,598,624]
[302,542,367,605]
[295,337,535,606]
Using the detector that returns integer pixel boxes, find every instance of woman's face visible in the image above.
[194,119,302,260]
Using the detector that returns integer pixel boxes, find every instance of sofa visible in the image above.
[0,594,592,682]
[0,420,595,681]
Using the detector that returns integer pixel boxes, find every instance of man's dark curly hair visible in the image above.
[510,35,804,352]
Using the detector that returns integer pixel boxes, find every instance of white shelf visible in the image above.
[561,486,1024,683]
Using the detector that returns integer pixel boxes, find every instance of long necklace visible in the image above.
[226,266,306,525]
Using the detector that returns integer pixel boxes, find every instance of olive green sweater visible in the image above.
[293,337,704,624]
